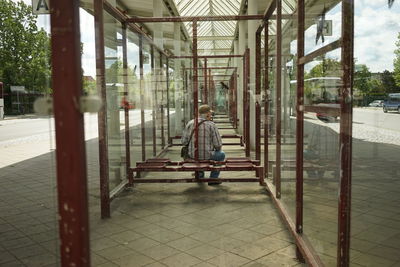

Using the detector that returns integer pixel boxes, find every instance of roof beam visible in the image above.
[197,35,235,41]
[198,48,232,53]
[127,15,264,23]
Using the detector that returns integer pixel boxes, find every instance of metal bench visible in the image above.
[130,157,265,185]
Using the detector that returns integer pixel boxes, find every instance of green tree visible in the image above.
[354,64,372,97]
[394,32,400,88]
[306,57,341,78]
[367,78,384,95]
[0,0,51,113]
[381,70,399,94]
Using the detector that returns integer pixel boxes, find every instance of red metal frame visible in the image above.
[264,25,269,180]
[127,15,264,23]
[193,21,199,161]
[338,0,354,265]
[245,48,251,157]
[296,0,305,262]
[275,0,282,198]
[151,46,157,157]
[131,158,264,185]
[255,31,261,161]
[171,55,243,59]
[88,4,355,265]
[184,67,237,70]
[50,0,91,265]
[166,58,171,145]
[204,59,208,103]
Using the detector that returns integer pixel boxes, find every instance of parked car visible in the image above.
[368,100,384,107]
[383,93,400,113]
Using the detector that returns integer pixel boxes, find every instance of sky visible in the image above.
[12,0,400,77]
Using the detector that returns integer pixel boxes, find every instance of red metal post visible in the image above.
[242,53,247,154]
[50,0,91,265]
[255,31,261,161]
[234,70,238,129]
[160,55,165,148]
[264,25,269,179]
[171,55,243,59]
[209,69,213,109]
[229,76,233,123]
[139,35,146,161]
[275,0,282,198]
[296,0,305,262]
[151,46,157,157]
[193,21,199,160]
[204,59,208,104]
[245,49,251,158]
[166,58,171,145]
[122,23,132,184]
[337,0,354,266]
[184,67,237,70]
[94,0,110,218]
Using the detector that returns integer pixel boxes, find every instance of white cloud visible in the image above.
[354,1,400,72]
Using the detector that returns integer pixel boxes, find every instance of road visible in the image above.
[353,107,400,132]
[0,107,398,167]
[0,108,398,145]
[0,110,156,168]
[0,110,155,145]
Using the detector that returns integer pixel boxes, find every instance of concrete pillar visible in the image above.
[174,23,182,136]
[238,20,247,135]
[248,0,258,149]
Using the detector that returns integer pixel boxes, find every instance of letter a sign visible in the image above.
[32,0,50,14]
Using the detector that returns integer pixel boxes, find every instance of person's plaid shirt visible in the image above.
[181,118,222,160]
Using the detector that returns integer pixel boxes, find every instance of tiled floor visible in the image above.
[0,122,304,266]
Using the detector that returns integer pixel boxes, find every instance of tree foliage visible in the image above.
[394,32,400,88]
[0,0,51,112]
[305,58,341,79]
[381,70,399,94]
[354,64,372,96]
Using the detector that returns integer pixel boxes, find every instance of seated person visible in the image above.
[181,104,225,185]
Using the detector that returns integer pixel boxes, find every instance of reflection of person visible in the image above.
[304,116,339,178]
[182,104,224,184]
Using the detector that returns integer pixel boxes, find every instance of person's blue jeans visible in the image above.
[198,150,225,178]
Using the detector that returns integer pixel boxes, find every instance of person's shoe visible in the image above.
[208,179,222,185]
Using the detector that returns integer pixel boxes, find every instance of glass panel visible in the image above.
[305,1,342,55]
[104,10,127,189]
[280,15,298,220]
[126,31,142,169]
[350,1,400,266]
[143,41,153,159]
[267,21,277,183]
[162,57,169,146]
[0,4,59,264]
[303,48,341,266]
[154,51,164,155]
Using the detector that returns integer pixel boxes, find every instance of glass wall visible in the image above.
[279,13,298,221]
[301,1,343,265]
[142,41,154,159]
[350,1,400,266]
[104,10,126,189]
[126,30,142,168]
[267,20,277,184]
[303,49,341,265]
